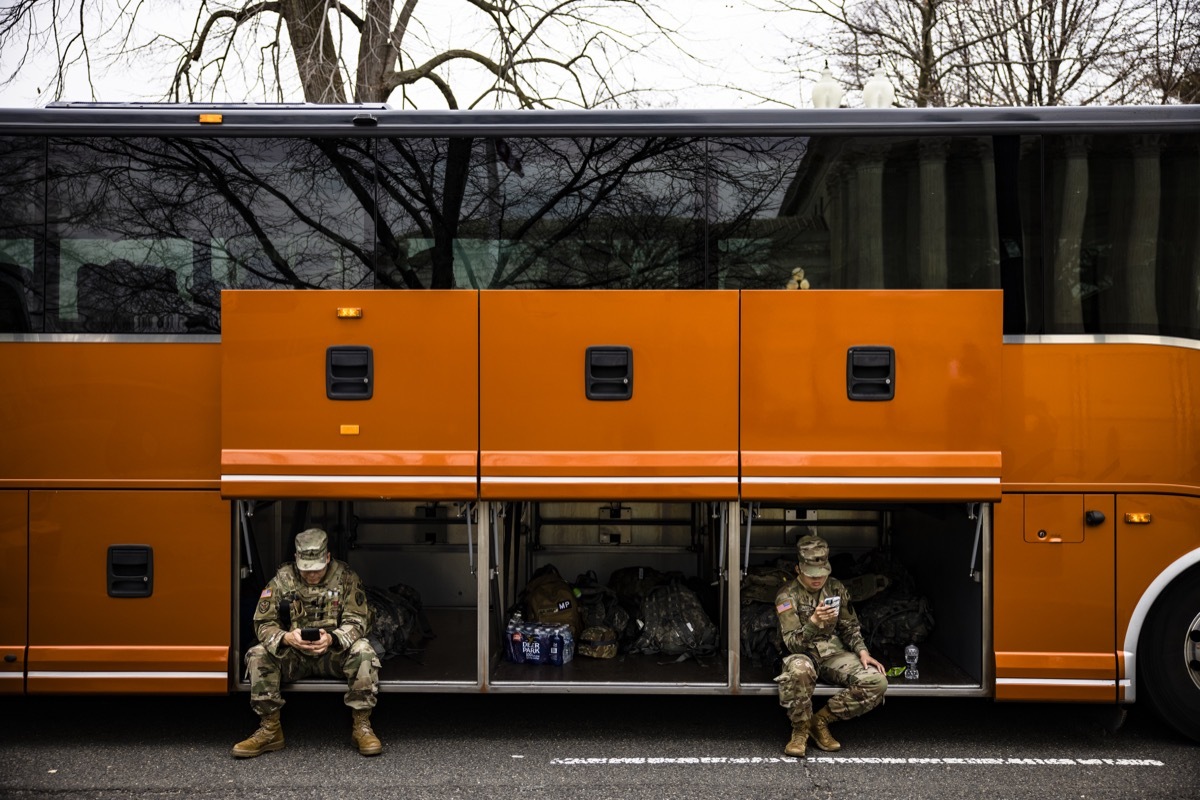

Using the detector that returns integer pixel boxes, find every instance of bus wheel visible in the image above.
[1139,567,1200,743]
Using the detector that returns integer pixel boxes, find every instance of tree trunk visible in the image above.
[356,0,400,103]
[282,0,347,102]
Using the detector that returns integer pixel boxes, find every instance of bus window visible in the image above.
[43,137,377,333]
[375,136,707,289]
[0,136,43,333]
[1045,133,1200,339]
[711,136,1003,291]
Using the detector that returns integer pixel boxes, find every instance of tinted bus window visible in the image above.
[1046,133,1200,339]
[376,137,707,289]
[45,137,376,333]
[0,136,44,333]
[712,136,1002,291]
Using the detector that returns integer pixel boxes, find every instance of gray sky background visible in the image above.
[0,1,821,109]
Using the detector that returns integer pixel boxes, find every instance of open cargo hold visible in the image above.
[234,499,987,695]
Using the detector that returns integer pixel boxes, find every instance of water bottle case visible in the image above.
[504,622,575,666]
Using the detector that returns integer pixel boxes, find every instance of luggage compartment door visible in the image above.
[480,291,739,500]
[27,490,230,694]
[741,290,1002,502]
[221,290,478,499]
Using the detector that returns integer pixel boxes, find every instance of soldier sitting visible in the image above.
[774,534,888,757]
[232,528,383,758]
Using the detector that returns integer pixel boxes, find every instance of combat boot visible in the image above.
[230,712,284,758]
[808,706,842,752]
[783,721,809,757]
[351,708,382,756]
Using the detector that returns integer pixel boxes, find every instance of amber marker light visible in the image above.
[336,307,363,319]
[1124,512,1152,524]
[198,113,224,124]
[340,425,360,435]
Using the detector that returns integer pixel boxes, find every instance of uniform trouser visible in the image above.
[246,639,380,716]
[775,650,888,727]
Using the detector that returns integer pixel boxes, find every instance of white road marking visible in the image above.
[550,757,1165,766]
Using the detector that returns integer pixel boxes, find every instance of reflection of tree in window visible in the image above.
[47,137,375,332]
[377,136,708,289]
[0,136,43,333]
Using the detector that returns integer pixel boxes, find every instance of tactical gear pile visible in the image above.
[838,551,935,649]
[628,579,718,659]
[511,565,720,661]
[365,582,435,661]
[521,564,584,636]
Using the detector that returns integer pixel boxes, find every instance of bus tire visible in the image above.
[1138,565,1200,743]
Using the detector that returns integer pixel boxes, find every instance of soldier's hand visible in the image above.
[860,651,886,674]
[308,629,332,656]
[810,603,838,627]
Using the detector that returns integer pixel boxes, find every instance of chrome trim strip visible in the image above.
[0,333,220,344]
[0,672,23,678]
[222,474,476,484]
[1003,334,1200,350]
[482,476,735,485]
[743,477,1000,485]
[28,670,225,680]
[995,678,1116,687]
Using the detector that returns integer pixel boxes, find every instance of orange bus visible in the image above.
[1,103,1197,742]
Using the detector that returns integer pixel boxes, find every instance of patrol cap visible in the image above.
[294,528,330,571]
[796,534,832,578]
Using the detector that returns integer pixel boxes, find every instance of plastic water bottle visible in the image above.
[904,643,920,680]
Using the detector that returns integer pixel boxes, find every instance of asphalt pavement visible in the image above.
[1,691,1195,799]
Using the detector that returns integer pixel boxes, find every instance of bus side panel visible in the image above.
[993,493,1117,702]
[27,490,230,694]
[0,491,27,693]
[479,290,739,500]
[1001,344,1200,490]
[221,290,478,499]
[741,290,1002,502]
[0,343,220,486]
[1115,494,1200,700]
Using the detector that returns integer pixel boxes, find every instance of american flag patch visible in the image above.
[260,588,272,598]
[776,599,793,613]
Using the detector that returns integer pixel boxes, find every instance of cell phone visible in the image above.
[823,596,841,609]
[300,627,320,641]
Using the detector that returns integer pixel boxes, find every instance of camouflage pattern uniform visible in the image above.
[246,545,379,716]
[774,537,887,728]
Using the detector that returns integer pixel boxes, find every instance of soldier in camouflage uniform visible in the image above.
[231,528,382,758]
[774,534,887,757]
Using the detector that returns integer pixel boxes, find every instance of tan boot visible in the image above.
[351,709,382,756]
[231,712,284,758]
[808,706,842,752]
[783,721,809,757]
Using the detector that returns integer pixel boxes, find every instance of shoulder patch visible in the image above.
[260,588,272,598]
[257,600,270,614]
[776,599,793,614]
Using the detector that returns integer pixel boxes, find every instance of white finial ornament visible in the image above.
[862,62,895,108]
[811,61,843,109]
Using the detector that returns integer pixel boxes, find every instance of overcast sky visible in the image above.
[0,1,821,109]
